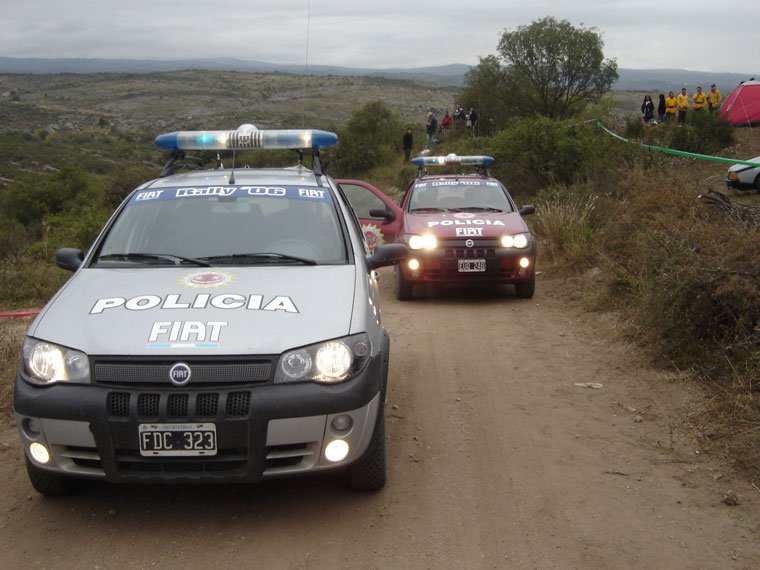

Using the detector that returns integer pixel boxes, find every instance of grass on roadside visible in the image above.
[0,319,25,424]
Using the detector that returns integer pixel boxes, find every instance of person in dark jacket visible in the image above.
[467,107,478,136]
[657,94,666,123]
[402,127,413,162]
[641,95,655,123]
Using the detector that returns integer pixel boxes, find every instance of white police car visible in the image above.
[14,125,407,495]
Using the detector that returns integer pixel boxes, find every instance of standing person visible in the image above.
[692,86,707,111]
[439,110,453,135]
[453,103,466,123]
[467,106,478,136]
[665,91,677,123]
[424,112,438,150]
[707,84,722,113]
[641,95,654,123]
[402,127,413,163]
[676,88,690,124]
[657,94,667,123]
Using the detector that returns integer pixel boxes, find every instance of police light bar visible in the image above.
[411,154,494,167]
[155,124,338,151]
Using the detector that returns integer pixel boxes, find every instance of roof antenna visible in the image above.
[302,0,310,128]
[229,149,236,185]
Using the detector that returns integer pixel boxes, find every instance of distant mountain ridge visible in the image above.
[0,56,754,91]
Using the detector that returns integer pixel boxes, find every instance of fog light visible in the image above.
[519,257,530,268]
[331,414,353,432]
[324,439,350,462]
[29,442,50,464]
[408,258,420,271]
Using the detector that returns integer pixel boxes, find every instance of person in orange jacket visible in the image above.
[707,84,722,112]
[664,91,678,124]
[693,86,707,111]
[676,88,690,124]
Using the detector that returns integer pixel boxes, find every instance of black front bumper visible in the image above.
[402,240,536,285]
[14,351,385,484]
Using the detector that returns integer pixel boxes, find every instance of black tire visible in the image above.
[395,266,413,301]
[754,174,760,194]
[514,272,536,299]
[347,411,387,491]
[348,333,389,491]
[25,455,78,496]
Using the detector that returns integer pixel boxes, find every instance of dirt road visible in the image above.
[1,271,759,569]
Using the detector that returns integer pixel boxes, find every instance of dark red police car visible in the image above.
[339,154,536,300]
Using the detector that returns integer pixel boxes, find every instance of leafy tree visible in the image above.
[333,101,404,177]
[497,16,618,119]
[486,116,624,194]
[458,55,513,135]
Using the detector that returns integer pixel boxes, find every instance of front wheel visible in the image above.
[25,455,78,496]
[395,266,413,301]
[347,412,387,491]
[514,272,536,299]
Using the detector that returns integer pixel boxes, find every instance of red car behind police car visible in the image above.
[339,154,536,300]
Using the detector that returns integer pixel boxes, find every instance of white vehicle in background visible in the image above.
[725,156,760,192]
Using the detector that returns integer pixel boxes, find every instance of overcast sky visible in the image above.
[2,1,757,75]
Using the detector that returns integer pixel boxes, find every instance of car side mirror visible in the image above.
[518,205,536,216]
[55,248,84,272]
[366,243,409,271]
[369,208,396,222]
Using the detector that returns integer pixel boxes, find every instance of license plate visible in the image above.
[458,259,486,272]
[138,423,217,457]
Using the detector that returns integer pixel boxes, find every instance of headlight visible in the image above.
[501,233,530,249]
[274,333,372,384]
[406,233,438,250]
[22,338,91,385]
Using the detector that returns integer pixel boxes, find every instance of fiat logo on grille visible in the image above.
[465,239,475,248]
[169,362,192,386]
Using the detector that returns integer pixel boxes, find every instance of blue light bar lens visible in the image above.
[155,127,338,151]
[411,155,494,167]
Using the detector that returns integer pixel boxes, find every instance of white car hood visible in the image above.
[29,266,356,356]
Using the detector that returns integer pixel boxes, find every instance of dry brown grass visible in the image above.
[0,318,27,425]
[535,127,760,480]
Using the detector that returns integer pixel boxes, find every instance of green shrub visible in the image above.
[333,101,404,177]
[485,116,626,197]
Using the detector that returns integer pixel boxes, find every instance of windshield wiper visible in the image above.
[202,252,317,265]
[410,207,446,213]
[455,206,505,212]
[96,253,211,266]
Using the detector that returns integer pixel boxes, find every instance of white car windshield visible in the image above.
[97,185,347,265]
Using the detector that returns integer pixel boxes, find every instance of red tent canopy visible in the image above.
[720,80,760,126]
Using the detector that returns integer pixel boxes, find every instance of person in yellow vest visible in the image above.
[693,86,707,111]
[676,88,690,124]
[707,84,722,113]
[664,91,677,124]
